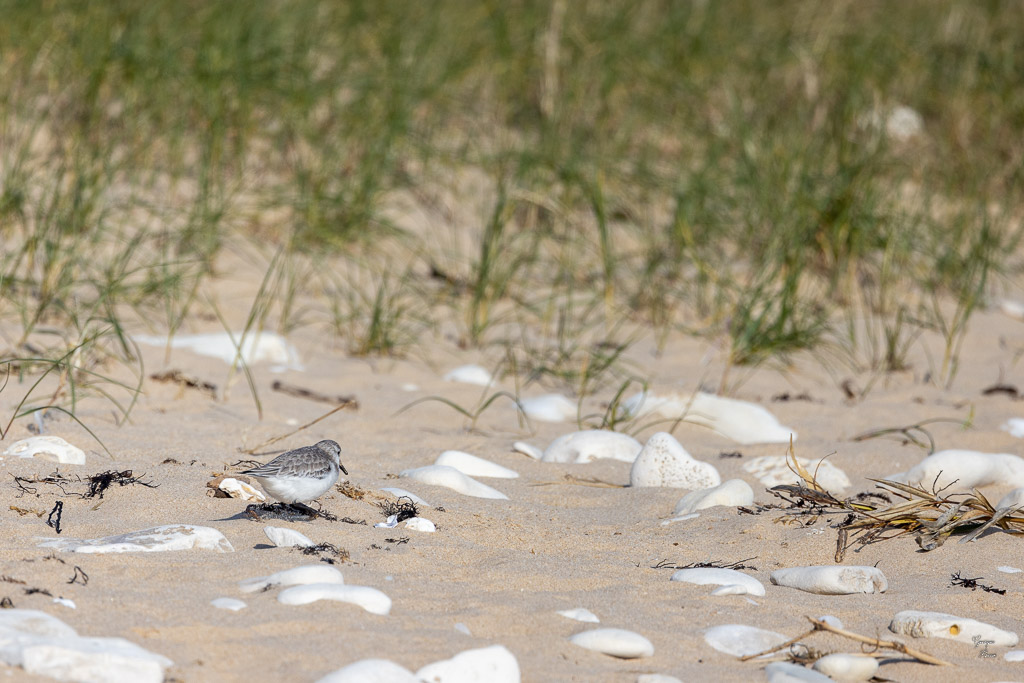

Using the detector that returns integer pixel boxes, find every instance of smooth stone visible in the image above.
[674,479,754,514]
[519,394,576,423]
[770,566,887,595]
[317,659,418,683]
[210,598,246,612]
[380,487,429,506]
[998,566,1023,574]
[744,455,850,492]
[400,465,508,500]
[443,364,494,386]
[214,477,266,502]
[52,598,76,609]
[512,441,543,460]
[556,608,599,624]
[454,623,472,636]
[630,432,720,489]
[1005,650,1024,662]
[703,625,789,658]
[764,661,832,682]
[277,584,391,615]
[415,644,521,683]
[637,676,683,683]
[542,430,642,464]
[817,615,844,630]
[0,609,172,683]
[435,451,519,478]
[37,525,233,554]
[405,517,436,532]
[1002,418,1024,438]
[887,450,1024,491]
[812,653,878,681]
[134,332,302,370]
[623,392,795,444]
[671,568,765,596]
[238,565,343,593]
[889,610,1019,647]
[996,487,1024,510]
[3,436,86,465]
[569,628,654,659]
[264,526,315,548]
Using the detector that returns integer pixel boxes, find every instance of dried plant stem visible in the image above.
[243,403,350,454]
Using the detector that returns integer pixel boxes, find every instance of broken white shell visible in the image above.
[3,436,85,465]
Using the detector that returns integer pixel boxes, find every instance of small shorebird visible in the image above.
[241,439,347,515]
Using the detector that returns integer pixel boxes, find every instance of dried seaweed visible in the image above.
[150,369,217,398]
[85,470,157,498]
[293,542,350,564]
[67,566,88,585]
[378,497,418,523]
[950,571,1005,595]
[46,501,63,534]
[651,557,757,571]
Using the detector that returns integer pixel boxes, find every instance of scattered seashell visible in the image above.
[673,479,753,515]
[519,394,577,422]
[764,661,832,682]
[744,455,850,492]
[134,332,302,370]
[3,436,85,465]
[375,515,399,529]
[415,644,521,683]
[671,568,765,596]
[404,517,436,533]
[703,624,789,658]
[770,566,887,595]
[316,659,418,683]
[542,430,642,464]
[887,450,1024,491]
[1001,417,1024,438]
[277,584,391,615]
[210,598,246,612]
[443,364,494,386]
[812,653,878,681]
[630,432,720,489]
[998,566,1022,574]
[51,598,75,609]
[556,608,599,623]
[379,487,429,506]
[623,392,795,444]
[208,476,266,502]
[569,628,654,659]
[263,526,314,548]
[435,450,519,478]
[238,565,343,593]
[888,610,1019,647]
[400,465,508,500]
[37,525,233,554]
[512,441,543,460]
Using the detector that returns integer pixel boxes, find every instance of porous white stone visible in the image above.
[569,629,654,659]
[238,565,343,593]
[379,487,429,506]
[217,477,266,502]
[764,662,833,682]
[264,526,314,548]
[435,451,519,478]
[443,365,494,386]
[888,610,1019,647]
[703,624,789,658]
[278,584,391,615]
[134,332,302,370]
[770,566,887,595]
[0,609,172,683]
[37,525,233,554]
[512,441,543,460]
[210,598,246,612]
[3,436,86,465]
[317,659,419,683]
[887,450,1024,491]
[405,517,436,532]
[744,455,850,492]
[519,394,576,423]
[415,644,521,683]
[622,392,795,444]
[542,430,642,464]
[400,465,508,500]
[812,653,878,681]
[556,608,599,624]
[671,568,765,596]
[630,432,720,489]
[674,479,754,514]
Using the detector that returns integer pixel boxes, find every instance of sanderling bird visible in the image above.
[241,439,347,513]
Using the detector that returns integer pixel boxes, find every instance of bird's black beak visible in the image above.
[340,464,349,475]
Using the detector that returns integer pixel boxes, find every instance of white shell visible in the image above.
[400,465,508,500]
[512,441,543,460]
[569,628,654,659]
[210,598,246,612]
[542,430,642,464]
[770,566,888,595]
[219,478,266,502]
[622,391,795,444]
[630,433,720,489]
[674,479,753,514]
[263,526,314,548]
[443,364,494,386]
[37,525,233,554]
[812,653,879,681]
[744,455,850,492]
[888,610,1019,647]
[238,565,343,593]
[404,517,436,533]
[134,332,302,370]
[415,645,521,683]
[316,659,418,683]
[671,568,765,596]
[379,487,429,506]
[887,450,1024,491]
[764,662,833,682]
[519,394,577,422]
[3,436,85,465]
[556,608,599,623]
[703,624,789,658]
[277,584,391,615]
[435,451,519,478]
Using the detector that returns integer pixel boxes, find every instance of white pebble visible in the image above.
[569,628,654,659]
[264,526,314,548]
[415,644,520,683]
[770,566,887,595]
[443,364,494,386]
[674,479,753,514]
[817,615,844,630]
[623,392,795,444]
[278,584,391,615]
[316,659,418,683]
[703,624,788,658]
[556,608,599,623]
[1005,650,1024,662]
[37,525,233,554]
[519,394,577,423]
[885,105,923,141]
[512,441,543,460]
[744,455,850,492]
[1001,417,1024,438]
[238,565,343,593]
[812,653,879,681]
[52,598,76,609]
[542,430,642,464]
[998,566,1022,574]
[435,451,519,478]
[764,661,832,682]
[134,332,302,370]
[3,436,85,465]
[887,450,1024,491]
[217,477,266,502]
[402,383,420,392]
[630,433,720,489]
[380,487,429,506]
[405,517,436,533]
[210,598,246,611]
[889,610,1019,647]
[454,622,472,636]
[375,515,399,529]
[671,568,765,596]
[400,465,508,500]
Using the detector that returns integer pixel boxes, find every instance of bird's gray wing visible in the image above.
[242,446,332,478]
